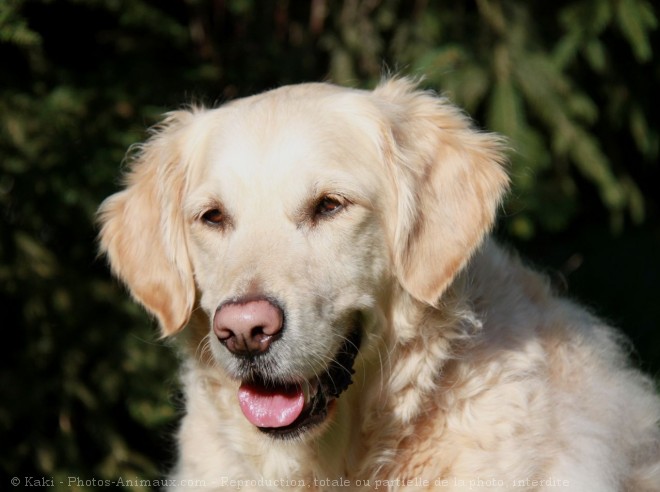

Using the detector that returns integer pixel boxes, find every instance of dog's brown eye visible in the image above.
[202,209,224,226]
[314,196,344,218]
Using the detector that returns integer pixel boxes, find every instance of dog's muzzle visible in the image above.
[213,298,363,438]
[236,319,363,439]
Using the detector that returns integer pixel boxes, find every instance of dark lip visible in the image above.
[254,319,363,439]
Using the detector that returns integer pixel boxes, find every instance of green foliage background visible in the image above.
[1,0,658,489]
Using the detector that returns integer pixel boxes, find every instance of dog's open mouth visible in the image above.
[237,325,362,438]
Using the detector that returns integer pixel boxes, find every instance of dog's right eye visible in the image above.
[202,209,224,226]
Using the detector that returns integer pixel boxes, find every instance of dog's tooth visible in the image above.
[302,381,311,404]
[301,380,317,404]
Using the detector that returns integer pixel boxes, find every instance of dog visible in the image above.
[98,78,660,491]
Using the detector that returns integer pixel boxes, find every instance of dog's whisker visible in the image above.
[194,333,217,368]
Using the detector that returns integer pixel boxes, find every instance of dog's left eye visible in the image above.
[314,196,344,218]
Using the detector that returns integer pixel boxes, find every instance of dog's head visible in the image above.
[98,79,508,438]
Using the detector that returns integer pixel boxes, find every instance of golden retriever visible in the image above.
[98,79,660,491]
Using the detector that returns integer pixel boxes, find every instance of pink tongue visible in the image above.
[238,382,305,428]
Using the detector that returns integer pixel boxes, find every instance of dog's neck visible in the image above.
[340,278,481,480]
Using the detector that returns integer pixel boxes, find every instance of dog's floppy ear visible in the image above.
[97,110,197,336]
[374,78,509,305]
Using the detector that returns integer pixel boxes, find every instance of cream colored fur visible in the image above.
[98,79,660,491]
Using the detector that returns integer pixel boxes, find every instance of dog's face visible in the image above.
[98,79,508,439]
[185,88,392,435]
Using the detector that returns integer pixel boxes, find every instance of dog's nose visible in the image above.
[213,299,283,356]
